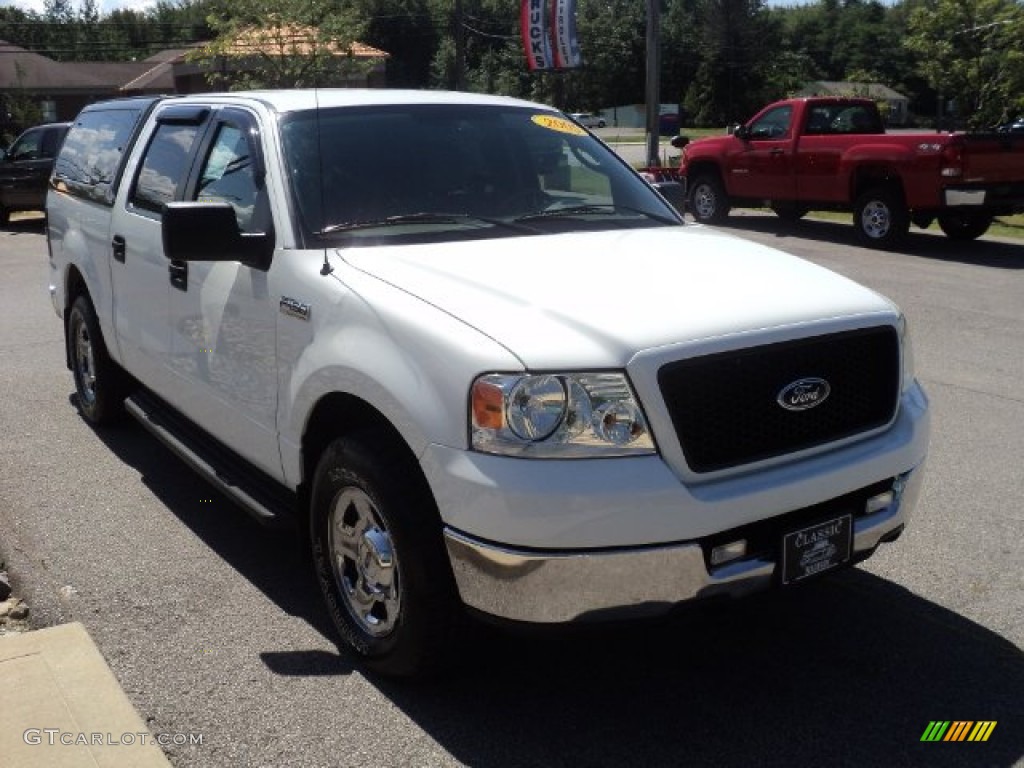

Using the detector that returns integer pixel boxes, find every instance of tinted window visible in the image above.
[8,128,44,162]
[804,104,884,135]
[280,104,677,246]
[749,106,793,139]
[130,123,201,215]
[55,109,142,205]
[195,123,259,232]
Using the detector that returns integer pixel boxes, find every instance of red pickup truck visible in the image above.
[676,97,1024,247]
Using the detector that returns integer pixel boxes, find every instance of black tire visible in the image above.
[310,433,460,678]
[0,205,10,227]
[688,173,730,224]
[771,202,809,222]
[67,295,126,425]
[853,187,909,248]
[937,212,992,241]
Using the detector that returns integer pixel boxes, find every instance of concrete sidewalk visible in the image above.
[0,622,172,768]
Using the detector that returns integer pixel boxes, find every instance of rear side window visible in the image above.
[8,128,44,161]
[54,109,142,205]
[130,123,202,215]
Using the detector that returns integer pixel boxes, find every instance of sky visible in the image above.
[0,0,157,14]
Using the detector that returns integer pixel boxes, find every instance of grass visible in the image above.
[796,209,1024,240]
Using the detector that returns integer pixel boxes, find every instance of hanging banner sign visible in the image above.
[520,0,554,71]
[551,0,582,69]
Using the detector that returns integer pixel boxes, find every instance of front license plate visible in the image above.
[781,515,852,585]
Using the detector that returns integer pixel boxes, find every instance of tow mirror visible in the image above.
[670,135,690,149]
[162,202,272,271]
[732,124,750,140]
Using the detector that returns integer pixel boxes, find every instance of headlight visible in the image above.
[898,314,916,394]
[471,372,656,458]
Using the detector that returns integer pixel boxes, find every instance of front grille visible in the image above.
[658,327,900,473]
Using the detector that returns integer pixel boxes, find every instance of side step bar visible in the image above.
[125,391,295,528]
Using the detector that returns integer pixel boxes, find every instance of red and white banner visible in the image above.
[551,0,582,69]
[520,0,554,71]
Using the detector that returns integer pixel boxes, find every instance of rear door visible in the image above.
[111,106,211,388]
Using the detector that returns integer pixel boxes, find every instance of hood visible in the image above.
[340,226,896,369]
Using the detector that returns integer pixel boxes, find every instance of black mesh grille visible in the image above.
[658,327,900,473]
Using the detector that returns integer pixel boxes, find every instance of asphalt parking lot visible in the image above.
[0,215,1021,767]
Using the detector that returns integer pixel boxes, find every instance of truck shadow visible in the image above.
[699,213,1024,269]
[89,413,1024,768]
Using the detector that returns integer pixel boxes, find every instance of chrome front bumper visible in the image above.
[444,465,924,623]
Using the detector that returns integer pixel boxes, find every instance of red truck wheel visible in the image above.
[854,187,909,248]
[688,174,730,224]
[937,212,992,241]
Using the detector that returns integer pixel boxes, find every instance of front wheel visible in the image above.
[67,295,126,425]
[310,434,460,678]
[688,173,730,224]
[853,187,909,248]
[937,212,992,241]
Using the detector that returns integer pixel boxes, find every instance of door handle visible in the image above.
[112,235,126,263]
[770,148,784,156]
[169,260,188,291]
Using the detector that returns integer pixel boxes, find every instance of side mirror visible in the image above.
[732,124,750,141]
[162,202,272,271]
[670,135,690,149]
[651,180,687,212]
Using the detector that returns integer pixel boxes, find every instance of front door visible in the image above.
[166,109,282,477]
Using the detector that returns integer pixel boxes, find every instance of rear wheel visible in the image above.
[688,173,730,224]
[937,212,992,241]
[310,433,460,678]
[67,295,126,425]
[853,187,909,248]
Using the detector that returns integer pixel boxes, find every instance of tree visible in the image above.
[194,0,369,89]
[904,0,1024,128]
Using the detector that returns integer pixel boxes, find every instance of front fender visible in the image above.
[277,260,521,488]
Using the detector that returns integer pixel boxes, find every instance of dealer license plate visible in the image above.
[781,515,852,585]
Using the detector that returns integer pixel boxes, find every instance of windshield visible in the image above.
[280,104,680,247]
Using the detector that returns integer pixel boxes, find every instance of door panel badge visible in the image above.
[280,296,311,321]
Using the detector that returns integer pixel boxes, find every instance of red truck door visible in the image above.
[726,104,798,201]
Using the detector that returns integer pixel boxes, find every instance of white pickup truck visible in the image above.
[46,89,930,676]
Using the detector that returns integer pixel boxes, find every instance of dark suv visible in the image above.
[0,122,70,225]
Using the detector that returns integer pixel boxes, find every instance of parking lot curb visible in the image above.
[0,622,172,767]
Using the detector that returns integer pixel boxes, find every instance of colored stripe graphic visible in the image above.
[921,721,949,741]
[969,722,997,742]
[945,721,972,741]
[921,721,996,742]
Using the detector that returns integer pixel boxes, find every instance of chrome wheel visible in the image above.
[859,199,892,240]
[72,313,98,407]
[328,487,401,637]
[692,183,718,220]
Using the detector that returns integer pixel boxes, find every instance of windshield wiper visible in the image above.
[318,212,536,236]
[515,204,678,226]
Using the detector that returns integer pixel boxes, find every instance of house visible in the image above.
[1,30,388,136]
[796,81,910,126]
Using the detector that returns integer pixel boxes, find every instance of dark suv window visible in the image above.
[55,108,142,205]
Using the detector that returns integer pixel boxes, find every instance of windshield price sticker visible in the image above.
[781,514,852,585]
[532,115,587,136]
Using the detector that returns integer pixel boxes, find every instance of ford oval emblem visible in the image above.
[777,377,831,412]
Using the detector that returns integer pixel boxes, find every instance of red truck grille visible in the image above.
[657,327,900,473]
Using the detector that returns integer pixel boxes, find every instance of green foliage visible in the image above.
[193,0,370,89]
[904,0,1024,128]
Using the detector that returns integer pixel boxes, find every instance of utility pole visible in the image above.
[454,0,466,90]
[644,0,660,168]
